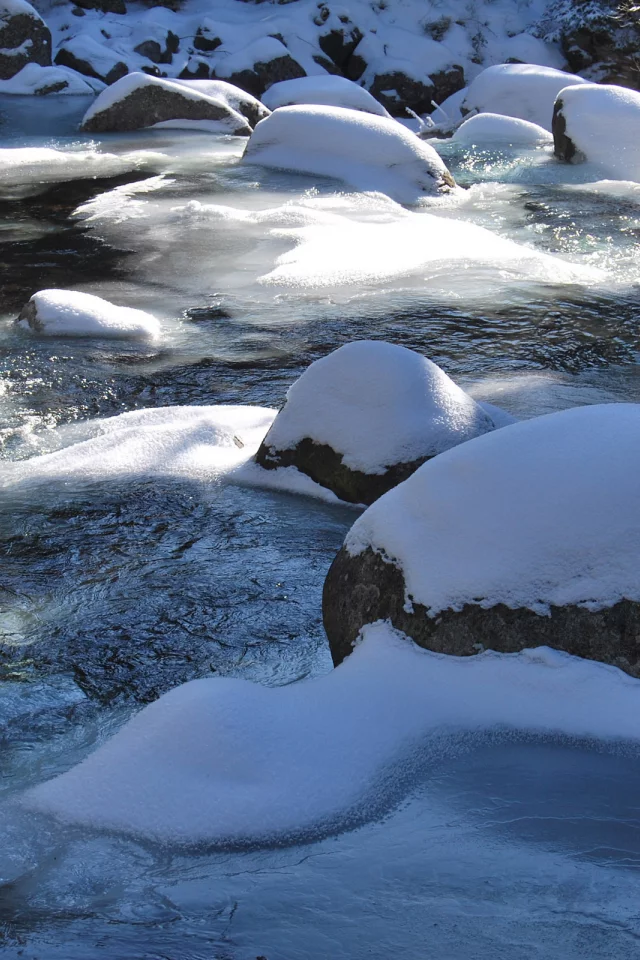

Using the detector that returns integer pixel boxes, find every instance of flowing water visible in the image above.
[1,96,640,958]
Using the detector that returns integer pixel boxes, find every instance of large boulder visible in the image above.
[314,5,363,72]
[460,63,588,131]
[80,72,267,135]
[552,82,640,182]
[0,0,51,81]
[254,341,498,504]
[261,75,391,117]
[211,37,306,98]
[55,36,128,86]
[323,404,640,676]
[242,104,456,203]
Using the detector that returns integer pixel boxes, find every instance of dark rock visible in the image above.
[367,65,464,116]
[71,6,86,15]
[55,46,128,86]
[81,78,254,134]
[179,57,211,80]
[222,53,306,98]
[194,26,222,53]
[322,545,640,676]
[312,54,341,75]
[73,0,126,13]
[552,95,582,162]
[319,24,363,71]
[0,5,51,81]
[136,30,178,64]
[255,437,428,506]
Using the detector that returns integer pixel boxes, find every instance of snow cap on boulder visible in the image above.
[80,72,267,135]
[461,63,588,131]
[324,403,640,673]
[254,340,497,504]
[242,104,455,203]
[452,112,552,147]
[262,75,391,117]
[18,289,160,339]
[553,83,640,182]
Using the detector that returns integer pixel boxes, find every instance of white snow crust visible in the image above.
[24,621,640,844]
[1,405,276,485]
[261,75,390,117]
[81,72,254,135]
[452,112,553,147]
[461,64,588,131]
[346,404,640,616]
[555,83,640,183]
[18,290,160,339]
[261,341,496,473]
[242,105,454,203]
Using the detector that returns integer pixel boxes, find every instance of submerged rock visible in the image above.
[0,0,51,81]
[80,72,266,134]
[323,404,640,674]
[255,341,497,505]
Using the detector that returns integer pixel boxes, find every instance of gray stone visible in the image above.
[322,545,640,676]
[221,53,306,98]
[552,95,584,162]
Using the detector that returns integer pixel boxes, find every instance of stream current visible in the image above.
[1,97,640,958]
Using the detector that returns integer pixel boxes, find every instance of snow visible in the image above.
[500,33,566,70]
[259,341,496,474]
[0,62,103,95]
[242,104,455,203]
[18,289,161,340]
[261,76,390,117]
[81,72,254,135]
[452,112,553,147]
[461,64,589,131]
[56,34,126,77]
[555,83,640,183]
[1,405,276,486]
[23,621,640,844]
[346,404,640,616]
[212,36,292,79]
[0,0,42,20]
[355,26,460,87]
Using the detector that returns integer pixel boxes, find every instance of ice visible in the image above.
[261,75,391,117]
[453,113,553,146]
[0,143,164,188]
[258,341,496,473]
[18,289,161,339]
[23,621,640,844]
[555,83,640,183]
[461,64,588,131]
[346,404,640,616]
[242,104,455,203]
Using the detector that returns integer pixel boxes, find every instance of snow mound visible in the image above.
[452,112,553,147]
[259,341,496,474]
[24,622,640,844]
[346,404,640,617]
[553,83,640,183]
[1,405,276,486]
[17,290,160,340]
[461,64,588,131]
[242,104,455,203]
[262,75,391,117]
[500,33,566,70]
[0,62,103,95]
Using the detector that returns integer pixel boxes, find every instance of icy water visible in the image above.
[2,97,640,958]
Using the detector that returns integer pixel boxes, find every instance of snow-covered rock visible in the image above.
[55,34,128,86]
[262,75,390,117]
[0,61,103,94]
[346,26,464,116]
[553,83,640,182]
[461,63,589,131]
[452,112,553,147]
[254,341,497,504]
[500,33,565,70]
[80,72,265,134]
[0,0,50,80]
[211,36,306,98]
[323,404,640,672]
[23,620,640,844]
[242,105,456,203]
[17,289,160,339]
